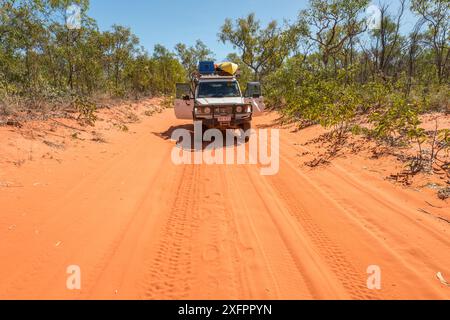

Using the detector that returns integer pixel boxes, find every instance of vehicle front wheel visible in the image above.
[241,122,252,133]
[241,122,252,143]
[201,123,209,134]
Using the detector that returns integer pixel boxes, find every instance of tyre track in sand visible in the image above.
[142,165,199,299]
[275,131,449,299]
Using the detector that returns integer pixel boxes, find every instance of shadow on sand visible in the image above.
[152,124,248,152]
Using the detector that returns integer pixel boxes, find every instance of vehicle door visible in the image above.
[174,83,194,119]
[244,82,265,117]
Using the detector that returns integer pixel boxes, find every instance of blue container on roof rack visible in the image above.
[198,61,215,75]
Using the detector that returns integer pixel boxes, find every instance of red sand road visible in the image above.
[0,103,449,299]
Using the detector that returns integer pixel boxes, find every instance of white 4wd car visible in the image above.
[175,74,265,131]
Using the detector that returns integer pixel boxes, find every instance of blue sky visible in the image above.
[88,0,308,60]
[88,0,418,61]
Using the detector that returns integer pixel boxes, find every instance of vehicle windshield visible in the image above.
[197,81,241,98]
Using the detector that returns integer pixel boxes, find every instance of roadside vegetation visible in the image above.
[217,0,449,189]
[0,0,188,122]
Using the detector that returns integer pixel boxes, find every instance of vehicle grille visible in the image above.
[214,106,233,114]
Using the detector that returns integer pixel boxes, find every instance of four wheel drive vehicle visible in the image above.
[174,62,265,131]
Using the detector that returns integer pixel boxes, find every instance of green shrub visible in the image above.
[368,93,423,146]
[73,96,97,126]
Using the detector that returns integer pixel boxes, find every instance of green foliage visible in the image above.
[175,40,214,77]
[438,129,450,148]
[73,95,97,126]
[411,0,449,84]
[150,45,186,95]
[266,57,362,136]
[0,0,187,107]
[219,13,299,82]
[297,0,369,67]
[368,94,423,145]
[257,0,449,175]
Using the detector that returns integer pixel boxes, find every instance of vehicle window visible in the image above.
[197,82,240,98]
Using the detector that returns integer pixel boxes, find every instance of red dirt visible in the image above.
[0,99,449,299]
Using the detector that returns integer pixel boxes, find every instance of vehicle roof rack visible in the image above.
[190,72,237,83]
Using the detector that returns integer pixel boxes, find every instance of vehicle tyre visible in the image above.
[242,122,252,132]
[241,122,252,143]
[201,123,209,134]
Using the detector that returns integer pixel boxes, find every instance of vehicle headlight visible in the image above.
[236,106,243,113]
[203,107,211,114]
